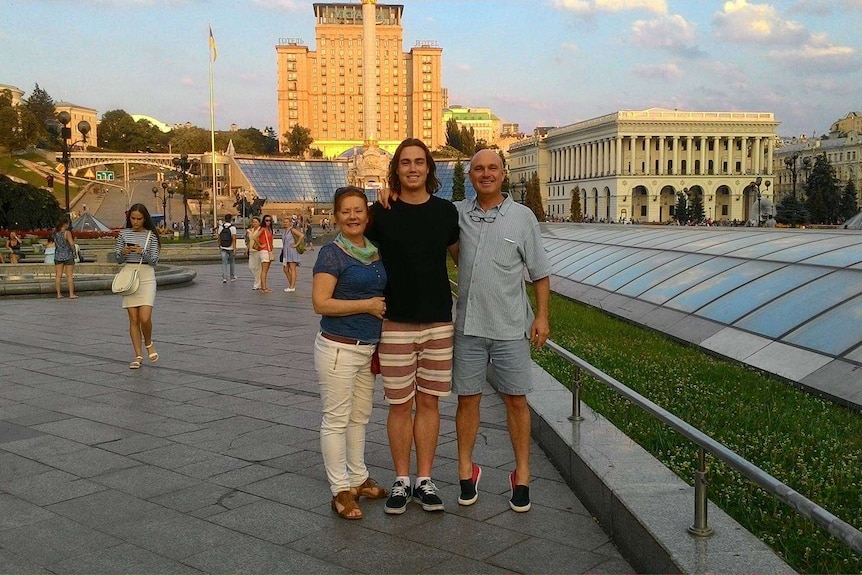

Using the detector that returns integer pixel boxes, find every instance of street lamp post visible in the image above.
[784,153,812,200]
[45,112,91,216]
[152,183,173,229]
[172,154,199,240]
[750,177,771,226]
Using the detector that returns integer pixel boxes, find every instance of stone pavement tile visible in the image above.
[234,388,318,406]
[47,489,165,529]
[0,420,44,443]
[90,464,201,499]
[528,475,594,515]
[208,463,282,488]
[48,542,202,575]
[201,414,275,435]
[1,434,87,462]
[0,451,52,482]
[428,556,514,574]
[240,421,321,447]
[241,471,332,511]
[155,403,234,424]
[1,469,108,506]
[0,383,51,402]
[221,437,305,462]
[108,508,239,561]
[36,379,115,398]
[262,448,325,472]
[268,404,326,429]
[292,527,454,574]
[151,483,260,514]
[183,534,344,574]
[0,403,60,423]
[48,446,140,478]
[488,536,608,574]
[122,416,202,438]
[174,454,251,479]
[32,418,133,445]
[150,386,218,403]
[99,433,173,455]
[401,513,529,561]
[488,503,612,551]
[0,547,51,574]
[6,409,70,427]
[0,515,121,566]
[88,390,183,413]
[0,493,56,530]
[130,442,217,469]
[207,499,330,545]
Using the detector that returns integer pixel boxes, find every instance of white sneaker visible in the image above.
[284,288,296,292]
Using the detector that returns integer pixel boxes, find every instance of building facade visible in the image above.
[55,102,98,151]
[508,108,779,224]
[0,83,25,107]
[275,2,444,158]
[442,106,501,146]
[772,134,862,204]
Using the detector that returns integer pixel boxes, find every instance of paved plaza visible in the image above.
[0,260,632,574]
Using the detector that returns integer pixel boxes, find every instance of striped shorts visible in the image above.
[378,320,454,404]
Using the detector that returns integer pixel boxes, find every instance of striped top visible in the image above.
[114,229,160,267]
[454,194,551,340]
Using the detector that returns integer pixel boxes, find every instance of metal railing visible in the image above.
[543,339,862,554]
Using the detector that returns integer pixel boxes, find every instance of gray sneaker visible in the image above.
[412,479,444,512]
[384,480,410,515]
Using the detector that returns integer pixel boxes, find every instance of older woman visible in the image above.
[312,186,388,520]
[114,203,161,369]
[245,216,262,290]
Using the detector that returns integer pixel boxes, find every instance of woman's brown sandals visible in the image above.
[352,477,389,499]
[331,490,362,520]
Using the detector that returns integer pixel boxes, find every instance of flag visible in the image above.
[209,25,217,62]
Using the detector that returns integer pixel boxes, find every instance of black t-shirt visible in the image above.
[367,196,459,323]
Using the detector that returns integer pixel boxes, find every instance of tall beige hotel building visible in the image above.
[276,1,444,158]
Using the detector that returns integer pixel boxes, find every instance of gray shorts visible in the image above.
[452,331,533,396]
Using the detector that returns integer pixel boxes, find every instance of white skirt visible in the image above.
[122,264,157,308]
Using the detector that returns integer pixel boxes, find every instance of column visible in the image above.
[753,138,761,175]
[629,136,636,175]
[713,137,720,175]
[615,136,622,175]
[658,136,665,175]
[699,137,707,175]
[766,136,774,176]
[740,137,748,175]
[686,136,693,175]
[644,136,651,175]
[673,136,679,175]
[727,136,734,175]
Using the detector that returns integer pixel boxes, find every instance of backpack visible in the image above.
[219,224,233,248]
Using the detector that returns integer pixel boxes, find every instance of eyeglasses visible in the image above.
[263,219,272,223]
[469,212,497,223]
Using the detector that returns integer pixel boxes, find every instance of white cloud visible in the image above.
[712,0,808,44]
[631,14,697,50]
[632,62,681,80]
[561,42,580,52]
[770,35,859,72]
[181,77,194,87]
[456,63,471,72]
[553,0,667,15]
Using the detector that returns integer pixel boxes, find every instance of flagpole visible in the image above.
[209,24,218,230]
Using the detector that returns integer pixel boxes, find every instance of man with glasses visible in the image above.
[452,148,550,512]
[367,138,459,515]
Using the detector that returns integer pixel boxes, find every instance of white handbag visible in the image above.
[112,232,152,295]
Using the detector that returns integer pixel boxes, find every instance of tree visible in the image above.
[284,125,313,157]
[570,187,582,222]
[445,118,461,153]
[459,125,476,156]
[451,159,465,202]
[98,109,166,152]
[263,126,279,155]
[0,90,39,154]
[674,191,689,224]
[839,178,859,222]
[805,154,841,224]
[0,174,63,230]
[24,83,55,146]
[775,194,809,227]
[524,171,545,222]
[689,195,705,223]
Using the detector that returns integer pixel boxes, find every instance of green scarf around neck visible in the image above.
[334,232,378,264]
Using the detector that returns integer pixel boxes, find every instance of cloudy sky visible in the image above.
[2,0,860,138]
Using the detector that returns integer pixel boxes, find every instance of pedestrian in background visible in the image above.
[218,213,237,283]
[258,214,275,293]
[52,217,78,299]
[281,220,304,292]
[246,216,262,290]
[114,203,161,369]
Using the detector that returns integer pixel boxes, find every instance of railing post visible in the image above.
[688,447,714,537]
[570,366,584,421]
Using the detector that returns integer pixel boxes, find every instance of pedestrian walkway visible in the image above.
[0,261,632,574]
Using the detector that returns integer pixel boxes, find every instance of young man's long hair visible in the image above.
[387,138,441,195]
